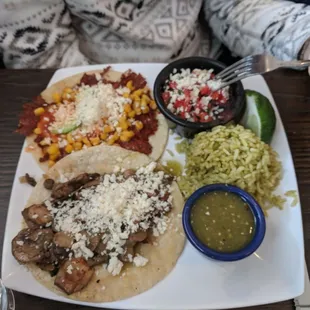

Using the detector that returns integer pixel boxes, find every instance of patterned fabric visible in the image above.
[204,0,310,60]
[0,0,309,68]
[0,1,89,68]
[66,0,210,63]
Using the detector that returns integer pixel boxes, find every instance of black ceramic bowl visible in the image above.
[153,57,246,138]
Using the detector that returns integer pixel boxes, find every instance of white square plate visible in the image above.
[2,64,305,309]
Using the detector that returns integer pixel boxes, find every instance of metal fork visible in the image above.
[214,54,310,91]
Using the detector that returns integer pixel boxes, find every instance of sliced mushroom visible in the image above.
[123,169,136,179]
[53,232,73,248]
[119,245,135,263]
[79,231,101,252]
[43,178,55,190]
[87,254,109,267]
[94,239,107,255]
[128,230,148,243]
[82,178,101,189]
[22,204,53,228]
[12,228,54,264]
[52,173,100,200]
[54,258,94,295]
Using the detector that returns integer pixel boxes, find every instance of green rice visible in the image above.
[179,125,284,211]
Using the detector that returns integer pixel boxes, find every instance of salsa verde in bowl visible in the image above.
[182,184,266,261]
[153,57,245,138]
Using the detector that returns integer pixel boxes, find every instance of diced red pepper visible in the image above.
[162,91,170,103]
[200,86,211,96]
[169,81,177,89]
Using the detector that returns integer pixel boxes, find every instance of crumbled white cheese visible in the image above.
[46,163,172,275]
[16,241,24,246]
[66,264,73,274]
[107,257,123,276]
[31,214,39,219]
[133,254,148,267]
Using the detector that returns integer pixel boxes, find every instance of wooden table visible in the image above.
[0,68,309,310]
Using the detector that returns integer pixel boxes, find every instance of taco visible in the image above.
[11,144,185,302]
[17,67,168,171]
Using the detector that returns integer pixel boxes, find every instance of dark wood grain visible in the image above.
[0,68,309,310]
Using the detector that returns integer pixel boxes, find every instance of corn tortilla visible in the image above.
[26,69,168,171]
[25,144,185,302]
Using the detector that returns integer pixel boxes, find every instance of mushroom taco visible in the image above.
[12,144,185,302]
[17,67,168,171]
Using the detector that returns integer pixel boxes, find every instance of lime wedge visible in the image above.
[241,90,276,144]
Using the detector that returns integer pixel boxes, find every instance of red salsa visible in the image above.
[162,68,232,123]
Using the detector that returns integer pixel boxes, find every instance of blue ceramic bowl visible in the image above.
[182,184,266,261]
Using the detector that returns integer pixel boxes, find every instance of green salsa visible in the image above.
[190,191,255,253]
[162,160,183,177]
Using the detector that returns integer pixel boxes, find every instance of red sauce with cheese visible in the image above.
[17,68,158,162]
[119,110,158,155]
[17,96,46,136]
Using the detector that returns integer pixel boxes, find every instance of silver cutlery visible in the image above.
[214,54,310,91]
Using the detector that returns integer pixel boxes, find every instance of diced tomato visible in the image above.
[169,81,177,89]
[200,86,211,96]
[198,112,212,122]
[184,89,191,98]
[211,91,221,100]
[162,91,170,103]
[174,99,184,108]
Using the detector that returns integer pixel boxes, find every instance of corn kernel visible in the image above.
[133,101,140,109]
[119,121,129,130]
[112,133,119,141]
[82,137,91,147]
[142,94,151,103]
[67,133,74,144]
[133,89,143,97]
[135,121,143,130]
[123,93,130,98]
[128,110,136,118]
[150,100,157,110]
[135,108,142,115]
[47,143,59,155]
[74,135,83,142]
[73,141,83,151]
[62,93,71,100]
[132,95,140,102]
[48,160,55,168]
[33,127,41,135]
[107,137,115,145]
[65,144,73,153]
[90,137,100,146]
[124,103,132,113]
[63,87,73,94]
[52,93,61,104]
[34,107,45,116]
[141,106,150,114]
[141,99,148,107]
[126,80,134,91]
[100,132,108,140]
[103,125,114,133]
[122,130,135,138]
[120,134,130,142]
[49,153,60,161]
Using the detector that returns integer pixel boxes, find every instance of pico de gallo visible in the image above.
[17,67,158,167]
[162,68,231,123]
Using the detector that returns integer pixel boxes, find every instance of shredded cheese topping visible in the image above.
[45,163,173,275]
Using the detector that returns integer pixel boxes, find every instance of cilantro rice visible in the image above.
[179,125,285,211]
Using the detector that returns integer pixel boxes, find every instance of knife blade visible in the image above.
[294,261,310,310]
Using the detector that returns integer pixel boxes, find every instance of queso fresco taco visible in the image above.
[16,67,168,171]
[11,144,185,302]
